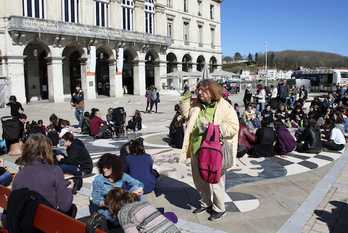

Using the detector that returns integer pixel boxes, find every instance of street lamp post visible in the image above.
[264,41,267,86]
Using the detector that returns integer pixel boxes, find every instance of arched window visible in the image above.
[145,0,155,34]
[122,0,134,31]
[23,0,45,18]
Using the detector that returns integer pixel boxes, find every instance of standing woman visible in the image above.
[243,84,253,107]
[150,87,160,113]
[179,80,239,221]
[145,87,153,114]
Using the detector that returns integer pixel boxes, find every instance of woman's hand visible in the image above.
[67,180,74,190]
[189,84,196,93]
[133,187,144,196]
[56,155,64,161]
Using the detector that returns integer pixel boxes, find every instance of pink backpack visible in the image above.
[198,123,222,184]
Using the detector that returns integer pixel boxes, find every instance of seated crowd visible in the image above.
[237,85,347,158]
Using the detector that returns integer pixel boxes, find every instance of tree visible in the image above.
[234,52,242,61]
[223,56,233,63]
[255,52,259,64]
[247,53,253,64]
[269,52,275,68]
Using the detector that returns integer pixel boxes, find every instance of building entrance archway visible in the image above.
[122,49,135,94]
[23,43,49,102]
[96,52,110,96]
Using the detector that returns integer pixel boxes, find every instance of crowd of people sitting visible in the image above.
[236,81,348,158]
[1,81,348,231]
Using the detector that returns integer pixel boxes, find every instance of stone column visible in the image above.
[108,58,117,97]
[132,60,146,95]
[3,56,26,104]
[45,56,65,102]
[79,57,95,100]
[154,60,167,91]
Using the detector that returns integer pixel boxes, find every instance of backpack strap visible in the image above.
[206,123,219,143]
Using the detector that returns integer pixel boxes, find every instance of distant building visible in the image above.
[240,69,250,80]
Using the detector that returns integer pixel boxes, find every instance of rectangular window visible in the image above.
[167,0,172,8]
[122,0,134,30]
[210,5,214,19]
[63,0,79,23]
[198,25,202,44]
[23,0,45,18]
[211,28,215,45]
[184,0,188,12]
[184,22,189,41]
[95,0,109,27]
[145,0,155,34]
[198,0,202,16]
[167,20,173,38]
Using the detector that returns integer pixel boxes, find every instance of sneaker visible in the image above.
[208,211,225,221]
[193,206,212,214]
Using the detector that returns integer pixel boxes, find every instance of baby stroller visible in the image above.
[1,116,23,152]
[112,107,126,136]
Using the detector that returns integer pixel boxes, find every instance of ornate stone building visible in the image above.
[0,0,223,103]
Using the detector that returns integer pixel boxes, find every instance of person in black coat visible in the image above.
[310,97,323,117]
[169,113,185,148]
[296,119,323,153]
[127,110,142,131]
[290,105,306,127]
[49,114,64,133]
[56,132,93,175]
[5,95,24,117]
[249,118,276,157]
[81,112,91,134]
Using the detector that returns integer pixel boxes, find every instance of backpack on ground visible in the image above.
[198,123,222,184]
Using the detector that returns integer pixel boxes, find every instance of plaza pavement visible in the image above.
[1,90,348,233]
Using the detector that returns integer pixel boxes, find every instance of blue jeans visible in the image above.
[75,110,84,128]
[0,172,12,185]
[255,102,265,115]
[59,164,83,175]
[290,97,297,106]
[322,141,345,151]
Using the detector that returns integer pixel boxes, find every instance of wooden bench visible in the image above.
[0,185,106,233]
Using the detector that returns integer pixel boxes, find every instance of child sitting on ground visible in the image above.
[59,120,74,146]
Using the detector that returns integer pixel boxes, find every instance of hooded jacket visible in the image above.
[60,139,93,174]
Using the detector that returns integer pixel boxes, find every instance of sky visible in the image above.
[220,0,348,58]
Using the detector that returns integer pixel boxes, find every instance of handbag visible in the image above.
[9,141,23,156]
[198,123,222,184]
[220,127,234,170]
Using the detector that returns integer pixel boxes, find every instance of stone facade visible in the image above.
[0,0,223,103]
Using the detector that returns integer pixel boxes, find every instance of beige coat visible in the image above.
[179,97,239,170]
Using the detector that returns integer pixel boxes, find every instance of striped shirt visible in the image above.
[118,201,180,233]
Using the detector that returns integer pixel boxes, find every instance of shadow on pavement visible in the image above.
[155,175,200,210]
[314,200,348,232]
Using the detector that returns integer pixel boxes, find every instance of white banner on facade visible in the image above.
[87,46,96,75]
[116,48,124,75]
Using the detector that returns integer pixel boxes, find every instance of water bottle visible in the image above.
[300,120,303,128]
[135,123,138,133]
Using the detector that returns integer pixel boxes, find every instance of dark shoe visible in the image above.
[193,206,211,214]
[208,211,226,221]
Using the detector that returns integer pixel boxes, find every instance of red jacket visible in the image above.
[90,117,107,136]
[238,125,255,149]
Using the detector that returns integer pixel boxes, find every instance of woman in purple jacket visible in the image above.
[274,121,297,158]
[0,133,74,228]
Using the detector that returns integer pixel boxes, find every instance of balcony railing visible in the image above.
[8,16,172,47]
